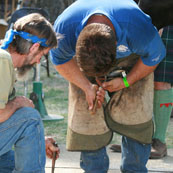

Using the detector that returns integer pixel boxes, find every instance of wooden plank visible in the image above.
[12,0,15,14]
[4,0,8,21]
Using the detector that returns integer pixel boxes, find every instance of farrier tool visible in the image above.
[91,70,126,114]
[51,142,58,173]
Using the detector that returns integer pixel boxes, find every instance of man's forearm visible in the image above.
[55,58,98,110]
[55,58,92,92]
[127,58,158,85]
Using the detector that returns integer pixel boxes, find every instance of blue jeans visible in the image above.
[80,147,109,173]
[80,136,151,173]
[121,136,151,173]
[0,107,46,173]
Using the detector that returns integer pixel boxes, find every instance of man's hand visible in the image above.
[85,84,106,111]
[12,96,35,108]
[96,77,125,92]
[96,86,106,108]
[0,96,35,123]
[45,138,60,159]
[85,84,97,111]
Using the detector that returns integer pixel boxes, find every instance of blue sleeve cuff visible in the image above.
[141,33,166,66]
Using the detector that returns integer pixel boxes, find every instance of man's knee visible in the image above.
[14,107,41,122]
[154,81,171,90]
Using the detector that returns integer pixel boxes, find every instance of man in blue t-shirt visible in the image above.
[50,0,166,172]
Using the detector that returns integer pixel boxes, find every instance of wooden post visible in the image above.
[12,0,15,14]
[4,0,8,21]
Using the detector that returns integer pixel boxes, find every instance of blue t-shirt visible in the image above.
[50,0,166,66]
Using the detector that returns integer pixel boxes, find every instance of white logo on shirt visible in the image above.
[117,45,129,52]
[152,54,161,62]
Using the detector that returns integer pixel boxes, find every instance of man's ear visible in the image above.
[29,43,40,54]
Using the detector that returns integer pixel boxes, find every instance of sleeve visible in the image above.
[127,23,166,66]
[140,32,166,66]
[50,38,75,65]
[50,21,76,66]
[0,58,13,109]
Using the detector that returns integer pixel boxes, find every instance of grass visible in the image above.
[15,58,173,147]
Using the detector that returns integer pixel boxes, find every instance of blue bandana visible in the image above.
[0,29,48,49]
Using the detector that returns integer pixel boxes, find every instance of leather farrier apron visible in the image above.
[67,54,154,151]
[67,79,113,151]
[105,54,154,144]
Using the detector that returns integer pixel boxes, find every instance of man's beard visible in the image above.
[16,64,34,81]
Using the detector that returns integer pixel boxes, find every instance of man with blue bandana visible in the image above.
[0,13,59,173]
[50,0,166,172]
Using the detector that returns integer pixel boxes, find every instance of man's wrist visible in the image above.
[122,71,130,88]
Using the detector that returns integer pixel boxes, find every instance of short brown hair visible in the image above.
[11,13,57,54]
[75,23,116,77]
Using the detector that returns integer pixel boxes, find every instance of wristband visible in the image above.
[122,71,130,88]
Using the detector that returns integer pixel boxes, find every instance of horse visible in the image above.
[138,0,173,30]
